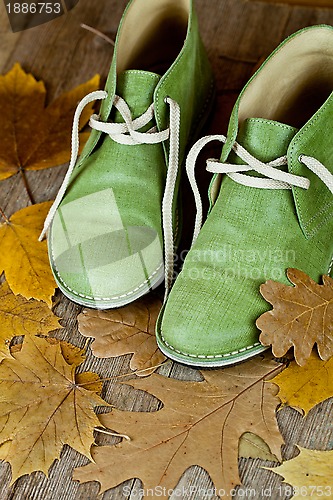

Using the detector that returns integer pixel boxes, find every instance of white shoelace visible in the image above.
[39,90,181,297]
[186,134,333,246]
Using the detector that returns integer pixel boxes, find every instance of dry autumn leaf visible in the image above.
[0,334,109,483]
[267,447,333,497]
[0,281,61,362]
[0,201,56,305]
[0,63,99,181]
[10,337,87,367]
[257,269,333,366]
[271,351,333,414]
[74,354,285,494]
[239,433,279,462]
[78,295,166,376]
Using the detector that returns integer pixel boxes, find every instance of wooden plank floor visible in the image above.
[0,0,333,498]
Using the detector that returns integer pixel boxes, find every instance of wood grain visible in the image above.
[247,0,333,8]
[0,0,332,498]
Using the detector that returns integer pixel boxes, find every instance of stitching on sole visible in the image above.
[50,212,180,303]
[159,255,333,360]
[160,334,262,359]
[54,263,163,301]
[51,245,163,302]
[328,254,333,275]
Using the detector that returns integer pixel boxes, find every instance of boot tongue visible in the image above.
[229,118,298,166]
[112,70,161,123]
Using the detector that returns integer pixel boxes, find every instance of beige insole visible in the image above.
[116,0,189,75]
[239,28,333,128]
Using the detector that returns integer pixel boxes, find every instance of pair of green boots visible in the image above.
[41,0,333,367]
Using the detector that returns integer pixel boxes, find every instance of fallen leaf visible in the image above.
[4,348,104,420]
[0,202,56,305]
[44,337,86,366]
[239,433,279,462]
[9,338,86,367]
[76,371,103,395]
[270,351,333,414]
[0,63,99,180]
[78,295,166,376]
[73,354,285,494]
[0,281,61,362]
[257,269,333,366]
[267,447,333,497]
[0,335,109,483]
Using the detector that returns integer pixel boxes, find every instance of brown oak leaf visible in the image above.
[0,63,99,180]
[0,281,61,362]
[257,269,333,366]
[0,335,109,483]
[73,354,285,494]
[78,295,166,376]
[0,202,56,305]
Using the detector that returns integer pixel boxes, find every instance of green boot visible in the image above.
[157,25,333,367]
[41,0,214,308]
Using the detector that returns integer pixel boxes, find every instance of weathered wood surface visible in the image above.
[0,0,332,498]
[248,0,333,8]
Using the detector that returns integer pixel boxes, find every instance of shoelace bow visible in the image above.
[186,134,333,247]
[39,90,181,297]
[40,95,333,301]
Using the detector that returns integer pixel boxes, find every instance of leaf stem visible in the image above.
[77,360,171,388]
[19,167,35,205]
[94,427,131,441]
[80,23,115,46]
[0,207,10,223]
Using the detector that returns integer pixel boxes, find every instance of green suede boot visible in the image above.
[41,0,214,308]
[157,25,333,367]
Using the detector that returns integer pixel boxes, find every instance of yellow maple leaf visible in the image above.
[0,202,56,305]
[10,337,87,368]
[0,335,109,483]
[268,447,333,498]
[0,63,99,181]
[270,352,333,414]
[0,281,61,362]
